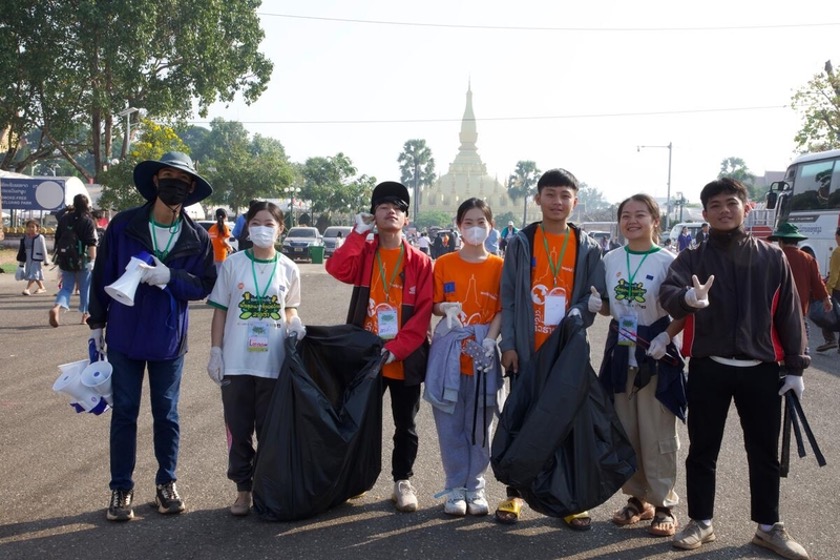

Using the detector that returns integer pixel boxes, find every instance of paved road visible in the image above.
[0,263,837,560]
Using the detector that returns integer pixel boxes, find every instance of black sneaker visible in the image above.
[154,482,186,514]
[107,489,135,521]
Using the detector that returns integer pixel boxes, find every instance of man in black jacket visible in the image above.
[660,178,810,560]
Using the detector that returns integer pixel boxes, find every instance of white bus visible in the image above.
[758,149,840,271]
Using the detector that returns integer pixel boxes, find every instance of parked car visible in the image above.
[196,220,238,252]
[322,226,353,258]
[281,226,324,262]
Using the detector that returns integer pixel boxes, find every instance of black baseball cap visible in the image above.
[370,181,410,213]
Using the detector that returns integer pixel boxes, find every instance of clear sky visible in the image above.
[197,0,840,206]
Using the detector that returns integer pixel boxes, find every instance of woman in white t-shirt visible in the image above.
[206,201,305,516]
[589,193,686,538]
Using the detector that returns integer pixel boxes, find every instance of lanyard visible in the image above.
[376,245,404,304]
[540,224,571,288]
[624,246,655,300]
[250,250,278,314]
[150,218,180,260]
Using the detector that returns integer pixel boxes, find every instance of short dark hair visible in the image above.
[835,227,840,237]
[455,197,494,225]
[537,168,579,193]
[700,178,749,210]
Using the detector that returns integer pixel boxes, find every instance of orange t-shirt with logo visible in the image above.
[364,246,405,379]
[532,227,577,351]
[434,252,504,374]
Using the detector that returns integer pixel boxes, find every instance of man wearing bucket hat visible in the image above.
[326,181,433,513]
[768,222,833,353]
[87,151,216,521]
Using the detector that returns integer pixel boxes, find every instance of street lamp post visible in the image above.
[637,142,673,230]
[286,186,301,226]
[117,107,140,158]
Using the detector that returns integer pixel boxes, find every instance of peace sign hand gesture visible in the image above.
[684,274,715,309]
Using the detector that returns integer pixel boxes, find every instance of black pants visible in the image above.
[221,375,277,491]
[382,376,421,481]
[685,357,781,524]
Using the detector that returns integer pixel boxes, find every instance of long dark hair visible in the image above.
[72,194,90,216]
[455,197,494,225]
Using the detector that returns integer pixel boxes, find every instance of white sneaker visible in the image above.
[752,522,810,560]
[673,519,716,550]
[466,488,489,516]
[443,488,467,517]
[392,480,418,512]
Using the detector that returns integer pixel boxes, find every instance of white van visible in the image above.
[668,222,706,248]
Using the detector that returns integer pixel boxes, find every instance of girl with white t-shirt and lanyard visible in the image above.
[589,193,686,538]
[206,201,305,516]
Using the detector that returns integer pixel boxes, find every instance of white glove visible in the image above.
[646,332,670,360]
[140,255,171,286]
[207,347,224,386]
[85,260,95,272]
[381,347,396,365]
[286,316,306,340]
[354,212,375,234]
[588,286,603,313]
[482,337,498,358]
[440,302,463,329]
[684,274,715,308]
[88,328,105,362]
[779,374,804,400]
[568,307,581,318]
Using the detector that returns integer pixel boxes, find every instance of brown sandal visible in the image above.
[648,507,678,537]
[611,497,655,526]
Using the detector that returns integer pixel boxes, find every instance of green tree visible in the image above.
[792,60,840,152]
[507,160,541,225]
[413,210,453,230]
[0,1,272,180]
[717,156,761,200]
[576,182,610,220]
[299,153,358,216]
[200,120,294,213]
[398,139,436,217]
[97,120,190,211]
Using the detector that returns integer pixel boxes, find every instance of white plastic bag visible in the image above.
[15,266,24,281]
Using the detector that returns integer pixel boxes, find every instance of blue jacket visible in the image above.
[88,203,216,361]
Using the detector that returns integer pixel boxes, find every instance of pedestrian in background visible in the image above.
[768,222,831,354]
[484,224,500,255]
[208,208,233,273]
[49,194,97,326]
[18,220,48,295]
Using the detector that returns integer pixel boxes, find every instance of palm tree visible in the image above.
[398,139,436,217]
[507,160,541,226]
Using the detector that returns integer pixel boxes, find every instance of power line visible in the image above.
[258,12,840,32]
[189,105,788,126]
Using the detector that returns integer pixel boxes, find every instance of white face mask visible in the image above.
[461,225,489,246]
[249,225,278,248]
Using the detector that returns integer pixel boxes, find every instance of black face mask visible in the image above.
[157,178,191,207]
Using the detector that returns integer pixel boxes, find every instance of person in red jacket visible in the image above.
[325,181,433,513]
[768,221,832,353]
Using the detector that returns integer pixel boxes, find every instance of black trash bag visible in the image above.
[808,298,840,331]
[491,314,636,518]
[252,324,384,521]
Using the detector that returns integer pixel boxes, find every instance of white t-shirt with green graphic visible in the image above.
[208,250,301,379]
[603,246,675,366]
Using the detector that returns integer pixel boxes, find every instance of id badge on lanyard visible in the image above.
[618,313,638,347]
[377,304,399,340]
[247,319,271,352]
[544,287,567,326]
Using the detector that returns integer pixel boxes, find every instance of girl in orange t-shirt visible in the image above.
[428,198,503,518]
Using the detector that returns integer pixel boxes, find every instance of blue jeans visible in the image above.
[54,269,91,313]
[108,349,184,490]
